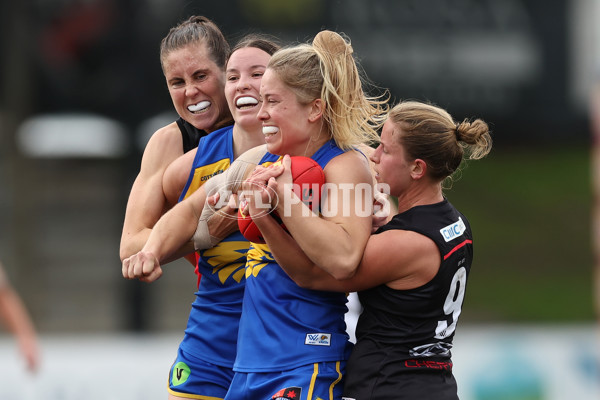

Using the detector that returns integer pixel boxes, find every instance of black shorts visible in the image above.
[342,343,458,400]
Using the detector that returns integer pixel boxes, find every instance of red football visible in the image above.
[237,156,326,243]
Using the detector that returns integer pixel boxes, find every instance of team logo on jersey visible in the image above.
[439,217,466,242]
[305,333,331,346]
[271,386,302,400]
[202,240,250,283]
[171,361,190,386]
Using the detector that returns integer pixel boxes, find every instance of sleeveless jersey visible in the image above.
[233,140,354,373]
[178,125,251,368]
[175,117,208,282]
[176,117,207,153]
[348,199,472,376]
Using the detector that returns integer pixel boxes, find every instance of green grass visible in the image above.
[444,145,594,322]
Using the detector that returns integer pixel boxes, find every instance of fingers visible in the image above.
[216,193,239,218]
[122,257,130,279]
[140,266,163,283]
[248,162,284,181]
[282,154,292,169]
[266,176,279,193]
[206,192,220,207]
[122,251,162,282]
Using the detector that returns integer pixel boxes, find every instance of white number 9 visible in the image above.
[434,266,467,339]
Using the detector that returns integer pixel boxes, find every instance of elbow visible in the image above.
[293,276,316,289]
[119,242,135,262]
[119,248,129,263]
[327,256,359,281]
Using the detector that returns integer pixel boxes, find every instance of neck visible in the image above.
[232,123,265,159]
[297,125,332,157]
[301,135,330,158]
[395,183,444,214]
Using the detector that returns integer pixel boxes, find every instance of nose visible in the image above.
[257,100,268,120]
[237,76,251,92]
[370,144,381,164]
[185,84,200,97]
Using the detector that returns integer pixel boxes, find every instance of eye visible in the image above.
[169,79,184,88]
[252,72,264,78]
[227,75,239,82]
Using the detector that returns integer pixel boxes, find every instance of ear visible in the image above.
[308,98,324,123]
[410,159,427,180]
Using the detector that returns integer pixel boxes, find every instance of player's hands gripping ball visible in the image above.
[238,156,325,243]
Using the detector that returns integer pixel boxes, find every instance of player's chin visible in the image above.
[188,110,219,130]
[265,139,282,154]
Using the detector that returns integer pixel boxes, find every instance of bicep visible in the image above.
[321,154,374,239]
[124,127,184,229]
[350,230,440,291]
[303,232,402,292]
[163,148,196,207]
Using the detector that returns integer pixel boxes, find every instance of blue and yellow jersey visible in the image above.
[178,125,251,368]
[234,140,354,372]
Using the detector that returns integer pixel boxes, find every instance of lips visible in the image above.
[187,101,211,113]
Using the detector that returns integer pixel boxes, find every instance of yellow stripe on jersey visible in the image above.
[181,158,231,200]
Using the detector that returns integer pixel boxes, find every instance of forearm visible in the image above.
[120,175,168,261]
[252,211,353,291]
[0,289,37,343]
[141,201,200,264]
[277,186,371,279]
[120,228,152,261]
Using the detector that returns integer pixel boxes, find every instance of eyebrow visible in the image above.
[226,65,267,73]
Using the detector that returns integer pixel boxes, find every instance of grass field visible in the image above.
[444,144,594,322]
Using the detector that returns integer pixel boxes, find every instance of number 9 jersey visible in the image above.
[344,198,472,400]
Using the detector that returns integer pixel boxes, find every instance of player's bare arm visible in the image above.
[273,152,374,280]
[119,123,184,261]
[273,228,440,293]
[123,145,267,281]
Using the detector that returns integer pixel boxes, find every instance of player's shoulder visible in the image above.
[145,122,183,152]
[142,122,184,159]
[325,146,371,175]
[239,144,268,164]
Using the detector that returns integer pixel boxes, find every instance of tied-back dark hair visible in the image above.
[160,15,230,71]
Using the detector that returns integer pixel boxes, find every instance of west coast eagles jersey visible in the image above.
[234,140,354,372]
[178,125,251,368]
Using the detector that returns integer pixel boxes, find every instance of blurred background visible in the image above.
[0,0,598,398]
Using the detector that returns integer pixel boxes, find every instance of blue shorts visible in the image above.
[224,361,346,400]
[168,346,234,399]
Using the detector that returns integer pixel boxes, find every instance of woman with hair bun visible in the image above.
[273,100,493,399]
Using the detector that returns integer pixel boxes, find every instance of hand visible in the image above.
[122,251,163,283]
[18,334,40,373]
[240,162,284,218]
[371,191,392,233]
